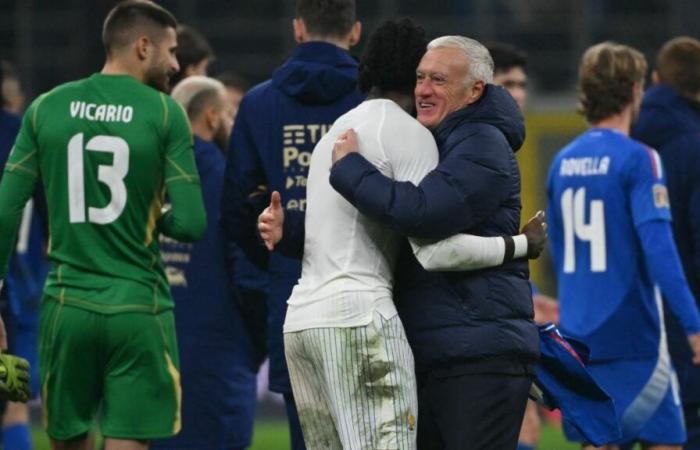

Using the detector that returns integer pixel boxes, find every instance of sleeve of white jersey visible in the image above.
[378,104,438,184]
[379,106,527,272]
[409,234,528,271]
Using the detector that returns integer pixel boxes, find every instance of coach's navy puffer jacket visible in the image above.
[632,84,700,404]
[330,85,538,375]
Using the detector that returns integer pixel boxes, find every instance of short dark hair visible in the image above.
[487,42,527,74]
[170,25,215,86]
[358,18,427,95]
[102,0,178,55]
[656,36,700,99]
[578,41,647,123]
[295,0,356,39]
[216,71,250,93]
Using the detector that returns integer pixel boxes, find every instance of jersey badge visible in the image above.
[653,183,670,208]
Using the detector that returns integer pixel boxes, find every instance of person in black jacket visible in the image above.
[632,36,700,450]
[331,35,537,450]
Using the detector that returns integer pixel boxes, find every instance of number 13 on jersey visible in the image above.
[561,187,607,274]
[68,133,129,225]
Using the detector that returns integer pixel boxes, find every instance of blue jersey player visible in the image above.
[547,42,700,450]
[1,99,45,450]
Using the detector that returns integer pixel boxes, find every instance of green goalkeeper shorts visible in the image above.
[39,296,181,440]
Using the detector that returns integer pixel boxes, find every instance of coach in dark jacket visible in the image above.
[632,36,700,449]
[330,36,537,450]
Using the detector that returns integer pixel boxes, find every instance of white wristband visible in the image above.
[513,234,528,259]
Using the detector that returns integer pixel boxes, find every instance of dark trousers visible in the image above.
[284,392,308,450]
[686,403,700,450]
[417,371,532,450]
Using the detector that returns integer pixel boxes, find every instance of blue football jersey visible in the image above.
[547,128,671,361]
[0,109,49,315]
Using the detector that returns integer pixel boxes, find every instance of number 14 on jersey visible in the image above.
[561,187,607,273]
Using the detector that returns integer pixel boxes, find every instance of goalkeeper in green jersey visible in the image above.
[0,1,207,449]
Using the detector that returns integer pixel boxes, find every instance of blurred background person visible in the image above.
[632,36,700,450]
[0,61,47,450]
[488,42,528,110]
[153,76,257,450]
[214,69,272,403]
[220,1,363,448]
[168,26,270,400]
[1,61,26,116]
[216,71,250,125]
[170,25,215,88]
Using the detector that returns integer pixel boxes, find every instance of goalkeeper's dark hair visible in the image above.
[296,0,356,39]
[102,0,178,56]
[358,18,427,95]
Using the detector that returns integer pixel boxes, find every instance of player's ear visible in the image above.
[347,21,362,47]
[135,36,150,62]
[293,18,306,44]
[466,80,486,105]
[633,81,644,97]
[205,105,219,130]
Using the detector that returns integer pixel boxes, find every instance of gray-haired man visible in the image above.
[331,36,536,449]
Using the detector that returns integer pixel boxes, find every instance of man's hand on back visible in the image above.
[522,210,547,259]
[0,353,30,403]
[258,191,285,251]
[332,129,359,165]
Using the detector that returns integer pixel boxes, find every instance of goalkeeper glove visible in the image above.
[0,353,30,403]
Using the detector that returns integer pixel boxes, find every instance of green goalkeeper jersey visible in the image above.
[0,73,206,314]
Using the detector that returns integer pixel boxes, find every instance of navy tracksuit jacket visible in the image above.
[221,42,364,393]
[154,137,257,450]
[632,84,700,406]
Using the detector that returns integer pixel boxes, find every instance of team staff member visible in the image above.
[220,1,363,447]
[330,36,536,449]
[632,36,700,450]
[153,76,257,450]
[0,2,206,449]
